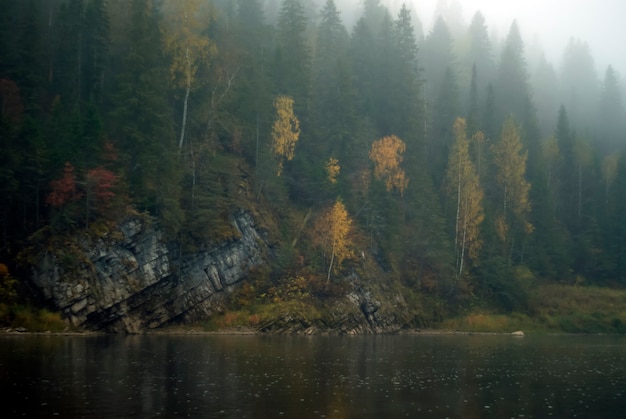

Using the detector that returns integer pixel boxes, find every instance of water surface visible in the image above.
[1,333,625,418]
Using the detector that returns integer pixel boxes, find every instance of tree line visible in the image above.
[1,0,626,310]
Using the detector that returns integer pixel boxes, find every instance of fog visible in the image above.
[330,0,626,79]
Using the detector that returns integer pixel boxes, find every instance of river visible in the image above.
[1,333,625,418]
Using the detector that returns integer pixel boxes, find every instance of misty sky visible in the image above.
[336,0,626,79]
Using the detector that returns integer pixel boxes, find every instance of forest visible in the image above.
[1,0,625,328]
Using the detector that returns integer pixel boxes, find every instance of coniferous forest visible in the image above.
[1,0,626,331]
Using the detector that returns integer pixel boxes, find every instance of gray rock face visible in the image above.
[28,211,409,334]
[30,212,266,333]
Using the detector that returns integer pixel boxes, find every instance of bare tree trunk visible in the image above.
[178,85,190,151]
[178,48,191,153]
[459,216,467,279]
[326,247,335,286]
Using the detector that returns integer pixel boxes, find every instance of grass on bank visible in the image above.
[438,284,626,334]
[0,303,69,332]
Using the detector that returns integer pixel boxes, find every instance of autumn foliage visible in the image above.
[491,116,533,239]
[46,162,81,207]
[271,95,300,176]
[446,118,485,278]
[312,199,354,283]
[369,135,409,196]
[86,166,119,210]
[46,162,118,224]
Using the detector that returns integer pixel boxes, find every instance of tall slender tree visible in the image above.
[597,65,625,152]
[560,38,599,134]
[491,116,533,261]
[446,117,484,278]
[465,11,493,95]
[275,0,310,109]
[162,0,216,153]
[495,21,529,124]
[111,0,182,234]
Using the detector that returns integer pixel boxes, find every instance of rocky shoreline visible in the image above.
[0,325,528,336]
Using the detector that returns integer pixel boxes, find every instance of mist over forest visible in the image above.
[2,0,626,330]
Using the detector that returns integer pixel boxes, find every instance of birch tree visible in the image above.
[313,198,353,284]
[271,95,300,176]
[162,0,216,153]
[369,135,409,197]
[446,117,484,278]
[491,115,533,249]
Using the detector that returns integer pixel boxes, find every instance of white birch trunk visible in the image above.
[327,247,335,285]
[178,47,191,153]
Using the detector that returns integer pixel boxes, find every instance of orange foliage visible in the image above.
[369,135,409,196]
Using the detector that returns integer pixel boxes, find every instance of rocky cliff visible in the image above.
[28,212,266,333]
[26,211,406,334]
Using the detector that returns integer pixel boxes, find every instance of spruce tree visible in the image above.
[275,0,310,109]
[597,65,625,152]
[111,0,182,233]
[495,21,529,125]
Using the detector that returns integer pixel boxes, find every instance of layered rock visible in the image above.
[29,212,266,333]
[27,211,408,334]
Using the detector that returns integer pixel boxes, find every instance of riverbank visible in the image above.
[2,283,625,335]
[438,283,626,334]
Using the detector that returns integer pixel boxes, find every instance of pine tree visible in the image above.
[597,65,625,152]
[82,0,109,104]
[422,17,455,105]
[495,21,529,124]
[233,0,272,174]
[422,17,456,178]
[465,11,493,95]
[531,53,559,135]
[53,0,83,105]
[311,0,350,157]
[275,0,310,108]
[390,3,421,140]
[467,64,480,135]
[560,38,599,133]
[555,105,576,228]
[111,0,182,233]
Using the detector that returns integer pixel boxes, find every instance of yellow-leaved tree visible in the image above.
[369,135,409,196]
[271,95,300,176]
[446,117,485,279]
[491,116,533,255]
[313,199,353,284]
[162,0,216,153]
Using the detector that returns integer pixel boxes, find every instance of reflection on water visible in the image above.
[1,333,625,418]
